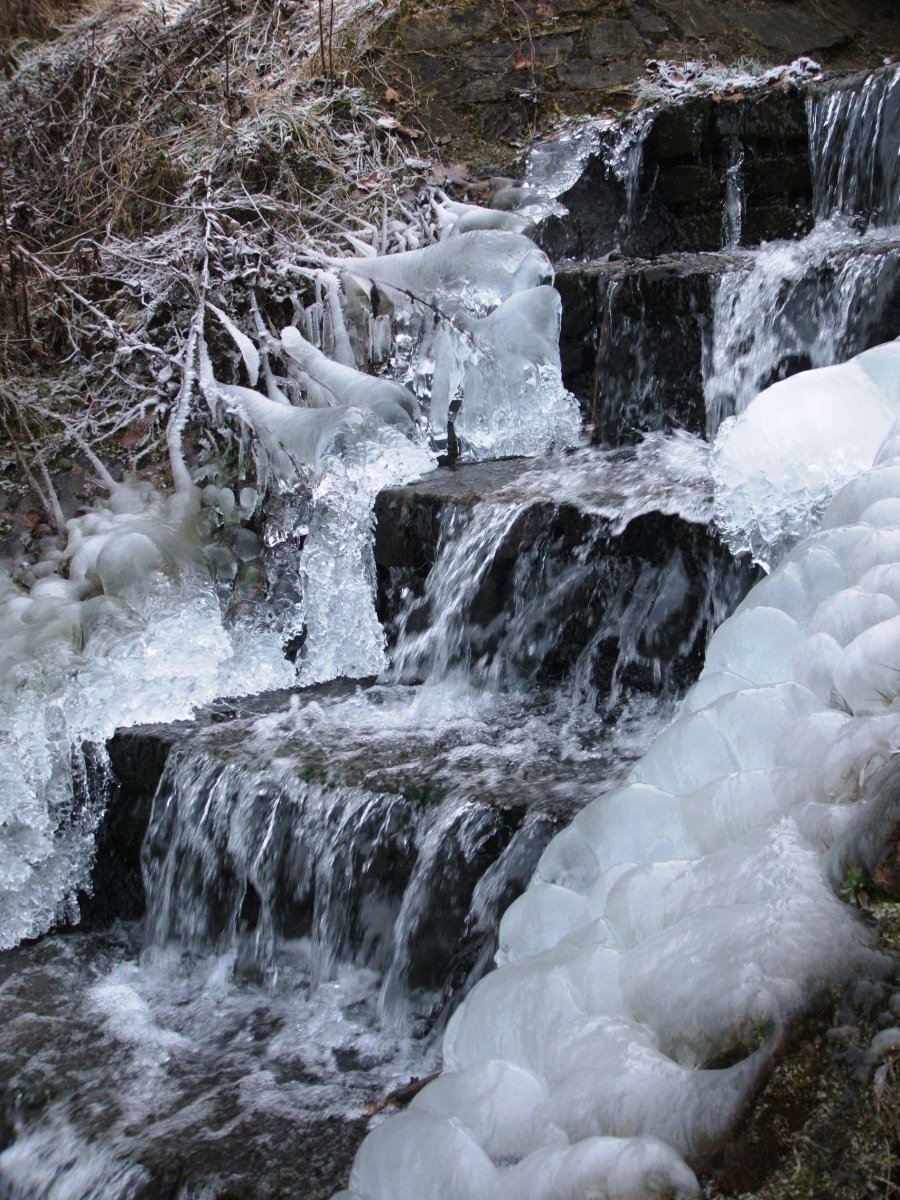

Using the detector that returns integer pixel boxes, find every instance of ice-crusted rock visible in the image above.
[339,343,900,1200]
[432,196,536,240]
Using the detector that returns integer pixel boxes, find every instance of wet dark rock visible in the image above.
[77,682,372,929]
[78,724,190,927]
[374,456,755,694]
[557,238,900,440]
[557,251,740,440]
[537,89,814,263]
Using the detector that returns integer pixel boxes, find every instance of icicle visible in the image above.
[206,302,260,386]
[320,271,357,368]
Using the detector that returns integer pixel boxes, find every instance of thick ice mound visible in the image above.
[340,231,553,312]
[338,347,900,1200]
[712,339,900,566]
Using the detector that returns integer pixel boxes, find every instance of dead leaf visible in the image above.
[384,86,401,104]
[356,172,381,191]
[376,114,420,138]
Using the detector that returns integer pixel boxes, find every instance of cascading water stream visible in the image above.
[1,61,898,1200]
[703,63,900,437]
[337,104,900,1200]
[389,437,743,703]
[703,225,900,435]
[808,65,900,227]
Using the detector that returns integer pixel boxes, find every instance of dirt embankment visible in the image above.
[354,0,900,166]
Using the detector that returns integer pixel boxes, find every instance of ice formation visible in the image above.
[333,230,581,458]
[338,343,900,1200]
[712,339,900,565]
[0,208,579,947]
[0,483,296,948]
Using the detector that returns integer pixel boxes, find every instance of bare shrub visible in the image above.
[0,0,430,502]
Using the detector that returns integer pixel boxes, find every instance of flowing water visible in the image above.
[0,439,702,1195]
[704,63,900,435]
[1,64,898,1200]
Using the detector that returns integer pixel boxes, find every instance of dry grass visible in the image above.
[0,0,434,505]
[704,901,900,1200]
[0,0,99,61]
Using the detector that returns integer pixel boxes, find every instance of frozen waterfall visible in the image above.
[0,213,579,949]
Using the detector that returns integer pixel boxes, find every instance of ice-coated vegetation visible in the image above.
[338,344,900,1200]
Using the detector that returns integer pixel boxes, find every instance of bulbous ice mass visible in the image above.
[339,342,900,1200]
[712,338,900,566]
[220,382,370,479]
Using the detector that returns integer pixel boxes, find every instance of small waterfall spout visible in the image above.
[808,64,900,227]
[704,66,900,436]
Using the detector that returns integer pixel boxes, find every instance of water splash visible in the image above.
[0,488,297,951]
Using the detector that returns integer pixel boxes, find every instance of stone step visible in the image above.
[374,454,755,689]
[556,236,900,444]
[86,456,754,933]
[78,681,367,927]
